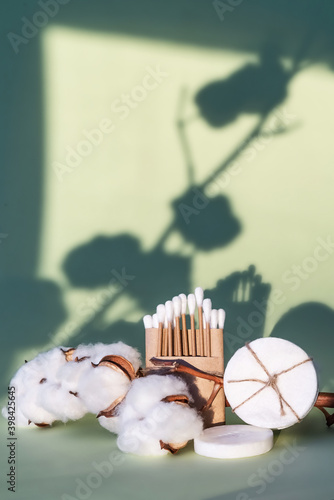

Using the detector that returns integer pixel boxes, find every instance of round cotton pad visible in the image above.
[194,425,273,459]
[224,338,318,429]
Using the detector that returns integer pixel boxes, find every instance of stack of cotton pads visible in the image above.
[194,425,273,459]
[195,337,318,459]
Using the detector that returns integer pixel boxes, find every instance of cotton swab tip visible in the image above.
[157,304,165,325]
[179,293,187,315]
[210,309,218,329]
[152,313,159,328]
[187,294,196,315]
[172,296,181,317]
[194,287,204,306]
[218,309,226,329]
[143,315,153,329]
[165,301,174,323]
[203,298,212,323]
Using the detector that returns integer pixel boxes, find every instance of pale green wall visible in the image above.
[1,2,334,499]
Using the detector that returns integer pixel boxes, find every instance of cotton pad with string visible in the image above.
[224,337,318,429]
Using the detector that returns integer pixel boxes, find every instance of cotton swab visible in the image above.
[157,304,166,356]
[179,293,188,356]
[203,298,212,356]
[172,296,182,356]
[195,287,204,356]
[188,294,196,356]
[210,309,218,329]
[152,314,159,329]
[165,301,174,357]
[218,309,226,329]
[143,315,153,329]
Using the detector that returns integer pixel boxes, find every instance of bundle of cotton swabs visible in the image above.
[143,287,226,357]
[2,342,203,456]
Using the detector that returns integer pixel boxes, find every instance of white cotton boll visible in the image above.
[98,415,121,434]
[39,382,87,422]
[17,412,32,427]
[116,391,203,456]
[56,358,91,395]
[57,342,141,409]
[117,420,169,456]
[30,347,69,382]
[19,385,57,425]
[2,342,142,429]
[155,403,203,444]
[119,375,192,422]
[75,342,141,372]
[1,406,30,427]
[73,342,118,363]
[9,347,68,395]
[109,374,204,456]
[2,348,69,427]
[72,343,109,363]
[77,365,131,414]
[8,365,33,398]
[71,343,96,358]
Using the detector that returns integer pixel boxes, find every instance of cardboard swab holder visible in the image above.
[145,328,225,427]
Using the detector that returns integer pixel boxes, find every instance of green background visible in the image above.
[1,1,334,499]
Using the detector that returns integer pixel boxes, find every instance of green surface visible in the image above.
[1,1,334,499]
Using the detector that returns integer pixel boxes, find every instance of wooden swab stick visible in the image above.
[179,293,188,356]
[157,304,166,356]
[164,308,168,354]
[203,298,212,357]
[188,294,196,356]
[165,301,174,357]
[195,287,204,356]
[172,296,182,356]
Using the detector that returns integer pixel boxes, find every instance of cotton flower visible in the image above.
[2,342,142,428]
[75,342,141,414]
[3,347,70,426]
[109,375,204,456]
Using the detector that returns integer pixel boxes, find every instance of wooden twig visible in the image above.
[149,357,334,426]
